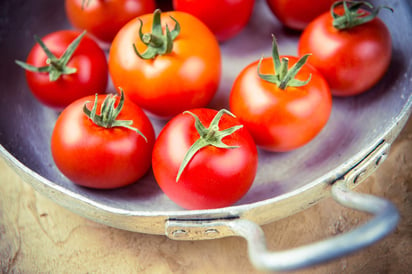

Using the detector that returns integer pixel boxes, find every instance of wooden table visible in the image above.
[1,117,411,273]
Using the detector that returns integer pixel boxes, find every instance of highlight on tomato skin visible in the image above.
[51,91,155,189]
[152,108,258,210]
[108,9,222,119]
[65,0,156,43]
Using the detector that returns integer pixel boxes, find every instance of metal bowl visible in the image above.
[1,0,411,271]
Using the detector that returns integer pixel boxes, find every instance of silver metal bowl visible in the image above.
[1,0,411,271]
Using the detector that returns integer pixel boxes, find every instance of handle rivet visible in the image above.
[205,229,219,237]
[172,229,187,238]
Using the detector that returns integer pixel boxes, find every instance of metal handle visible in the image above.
[166,182,399,272]
[227,180,399,271]
[166,142,399,271]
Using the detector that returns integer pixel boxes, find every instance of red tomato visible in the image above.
[298,2,392,96]
[16,30,108,109]
[152,108,258,210]
[65,0,156,43]
[51,91,155,189]
[109,10,221,118]
[266,0,336,30]
[230,37,332,151]
[173,0,255,42]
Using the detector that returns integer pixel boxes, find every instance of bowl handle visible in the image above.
[166,182,399,271]
[227,180,399,271]
[166,142,399,271]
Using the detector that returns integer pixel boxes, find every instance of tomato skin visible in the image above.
[65,0,156,43]
[24,30,108,109]
[51,94,155,189]
[152,108,258,210]
[108,11,221,118]
[266,0,336,30]
[298,10,392,96]
[229,57,332,152]
[173,0,255,42]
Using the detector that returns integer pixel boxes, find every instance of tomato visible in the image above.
[51,91,155,189]
[298,1,392,96]
[15,30,108,109]
[266,0,336,30]
[172,0,255,42]
[65,0,156,43]
[108,9,221,118]
[152,108,258,210]
[230,36,332,152]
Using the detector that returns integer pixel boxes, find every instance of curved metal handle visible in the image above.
[228,180,399,271]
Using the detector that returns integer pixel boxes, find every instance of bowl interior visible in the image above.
[0,0,411,213]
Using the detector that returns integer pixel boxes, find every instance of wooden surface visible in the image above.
[1,117,411,274]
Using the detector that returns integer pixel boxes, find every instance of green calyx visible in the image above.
[331,1,393,30]
[133,9,180,60]
[83,89,148,142]
[15,30,86,82]
[258,35,311,90]
[176,109,243,182]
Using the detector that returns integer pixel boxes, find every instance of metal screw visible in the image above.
[172,229,187,238]
[204,229,219,237]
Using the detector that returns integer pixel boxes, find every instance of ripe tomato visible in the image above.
[51,91,155,189]
[65,0,156,43]
[108,9,221,118]
[172,0,255,42]
[266,0,336,30]
[16,30,108,109]
[298,1,392,96]
[230,36,332,152]
[152,108,258,210]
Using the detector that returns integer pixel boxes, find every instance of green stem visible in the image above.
[257,35,311,90]
[15,31,86,82]
[133,9,180,60]
[331,1,393,30]
[142,33,164,47]
[83,89,148,142]
[81,0,93,10]
[278,57,289,89]
[47,59,63,70]
[176,109,243,182]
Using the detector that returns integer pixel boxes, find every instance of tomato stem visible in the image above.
[133,9,180,60]
[15,30,86,82]
[142,33,164,48]
[176,109,243,182]
[83,89,148,142]
[81,0,91,10]
[258,35,311,90]
[331,1,393,30]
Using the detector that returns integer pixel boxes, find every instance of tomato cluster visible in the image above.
[16,1,392,210]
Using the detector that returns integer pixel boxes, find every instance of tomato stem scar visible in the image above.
[257,34,311,90]
[176,109,243,182]
[81,0,91,10]
[83,89,148,142]
[133,9,181,59]
[331,1,393,30]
